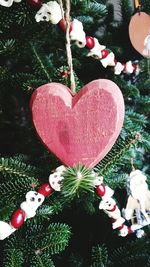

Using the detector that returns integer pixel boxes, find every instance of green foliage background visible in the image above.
[0,0,150,266]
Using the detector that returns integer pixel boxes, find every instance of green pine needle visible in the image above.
[61,164,95,200]
[3,237,24,267]
[26,223,71,256]
[30,254,55,267]
[0,157,40,180]
[91,244,108,267]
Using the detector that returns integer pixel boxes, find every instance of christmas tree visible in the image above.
[0,0,150,266]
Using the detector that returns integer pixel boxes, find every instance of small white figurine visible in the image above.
[20,191,45,219]
[49,165,66,191]
[70,19,86,48]
[99,197,125,229]
[0,0,21,7]
[35,1,62,23]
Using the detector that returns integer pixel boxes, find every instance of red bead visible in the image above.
[58,19,72,32]
[38,183,53,197]
[128,226,133,234]
[118,224,124,230]
[85,36,95,49]
[122,63,126,71]
[11,209,25,229]
[132,64,137,72]
[95,184,106,197]
[27,0,43,10]
[114,59,117,65]
[101,49,109,58]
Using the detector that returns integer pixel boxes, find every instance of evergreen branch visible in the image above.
[30,254,55,267]
[3,237,24,267]
[0,157,40,180]
[0,39,16,55]
[27,223,71,255]
[0,177,38,205]
[37,196,63,218]
[31,45,52,81]
[3,249,23,267]
[94,134,138,177]
[61,164,94,200]
[91,244,108,267]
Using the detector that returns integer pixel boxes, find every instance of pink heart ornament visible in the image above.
[31,79,124,168]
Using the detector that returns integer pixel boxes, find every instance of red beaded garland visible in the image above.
[10,209,25,229]
[38,183,53,197]
[132,64,137,72]
[85,36,95,49]
[114,59,117,66]
[101,49,109,59]
[58,19,72,33]
[122,63,126,72]
[27,0,43,9]
[95,184,106,197]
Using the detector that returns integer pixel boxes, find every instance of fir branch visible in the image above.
[30,254,55,267]
[0,39,16,55]
[0,157,40,180]
[3,249,23,267]
[94,134,138,177]
[61,164,94,200]
[37,196,63,218]
[0,176,38,205]
[3,237,24,267]
[91,244,108,267]
[31,45,52,81]
[28,223,71,255]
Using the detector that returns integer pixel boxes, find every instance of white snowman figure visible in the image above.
[20,191,45,219]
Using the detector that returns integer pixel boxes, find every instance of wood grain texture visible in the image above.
[30,79,124,167]
[129,12,150,57]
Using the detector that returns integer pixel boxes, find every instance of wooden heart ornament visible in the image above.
[31,79,124,168]
[129,12,150,57]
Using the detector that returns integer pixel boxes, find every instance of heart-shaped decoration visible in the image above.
[129,12,150,57]
[31,79,124,168]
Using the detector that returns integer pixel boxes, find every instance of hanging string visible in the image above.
[130,158,135,171]
[65,0,76,93]
[134,0,141,9]
[58,0,64,20]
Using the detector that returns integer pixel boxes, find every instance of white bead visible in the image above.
[0,221,16,240]
[118,225,129,237]
[114,62,124,75]
[87,38,105,59]
[101,52,115,68]
[125,61,134,74]
[136,229,145,238]
[0,0,14,7]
